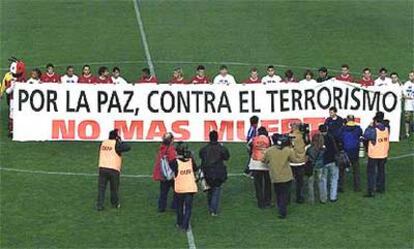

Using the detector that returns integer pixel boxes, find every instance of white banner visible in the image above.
[13,80,401,142]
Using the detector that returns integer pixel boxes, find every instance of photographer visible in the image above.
[169,142,198,232]
[289,123,307,204]
[199,131,230,216]
[96,129,131,211]
[263,134,295,219]
[248,127,272,209]
[363,113,390,197]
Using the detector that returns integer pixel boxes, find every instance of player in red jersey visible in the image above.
[40,63,60,83]
[78,64,97,84]
[190,65,210,84]
[359,68,375,87]
[137,68,157,83]
[243,67,261,84]
[96,66,113,84]
[169,68,188,84]
[335,64,354,82]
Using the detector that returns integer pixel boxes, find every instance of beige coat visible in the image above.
[263,146,294,183]
[290,130,306,166]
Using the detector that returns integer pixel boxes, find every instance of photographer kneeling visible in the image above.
[263,134,295,219]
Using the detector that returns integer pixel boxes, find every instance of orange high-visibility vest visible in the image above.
[251,135,270,161]
[368,128,390,159]
[175,159,198,193]
[98,140,122,172]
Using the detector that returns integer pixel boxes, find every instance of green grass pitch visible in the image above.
[1,0,413,248]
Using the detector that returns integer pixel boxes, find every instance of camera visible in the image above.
[298,123,311,145]
[272,133,293,148]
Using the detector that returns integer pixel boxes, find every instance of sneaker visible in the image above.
[113,203,121,209]
[96,205,104,211]
[330,199,338,203]
[210,212,218,217]
[363,193,375,198]
[278,215,286,219]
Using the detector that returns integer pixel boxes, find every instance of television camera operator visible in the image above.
[263,133,295,219]
[289,122,310,204]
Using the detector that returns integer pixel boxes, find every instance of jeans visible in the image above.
[207,186,221,214]
[97,168,120,208]
[326,162,339,201]
[274,181,291,217]
[367,158,387,194]
[291,165,305,203]
[176,193,193,230]
[158,180,178,211]
[252,170,271,208]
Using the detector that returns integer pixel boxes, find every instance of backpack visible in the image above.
[160,146,174,181]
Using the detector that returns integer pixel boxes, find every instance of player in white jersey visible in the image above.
[26,68,41,84]
[261,65,282,84]
[213,65,236,85]
[374,67,391,87]
[111,67,128,84]
[61,65,78,83]
[402,70,414,138]
[299,70,317,84]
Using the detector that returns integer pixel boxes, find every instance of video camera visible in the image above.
[272,133,293,148]
[297,123,311,145]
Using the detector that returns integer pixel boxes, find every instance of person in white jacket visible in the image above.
[26,68,42,84]
[213,65,236,85]
[111,67,128,84]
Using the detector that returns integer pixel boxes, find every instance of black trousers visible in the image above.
[252,170,271,208]
[176,193,194,230]
[274,181,291,218]
[291,165,305,202]
[367,158,387,194]
[159,180,178,211]
[97,168,120,208]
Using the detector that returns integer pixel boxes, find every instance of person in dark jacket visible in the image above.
[152,132,178,212]
[363,114,390,197]
[316,67,332,83]
[96,129,131,211]
[199,130,230,216]
[324,106,344,143]
[340,115,363,192]
[169,142,198,232]
[319,124,339,202]
[243,115,259,178]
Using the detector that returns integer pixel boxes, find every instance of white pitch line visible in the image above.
[186,226,197,249]
[132,0,155,76]
[0,153,412,178]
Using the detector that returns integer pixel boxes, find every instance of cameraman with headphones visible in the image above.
[263,134,295,219]
[96,129,131,211]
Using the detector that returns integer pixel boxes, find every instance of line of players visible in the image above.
[15,63,414,88]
